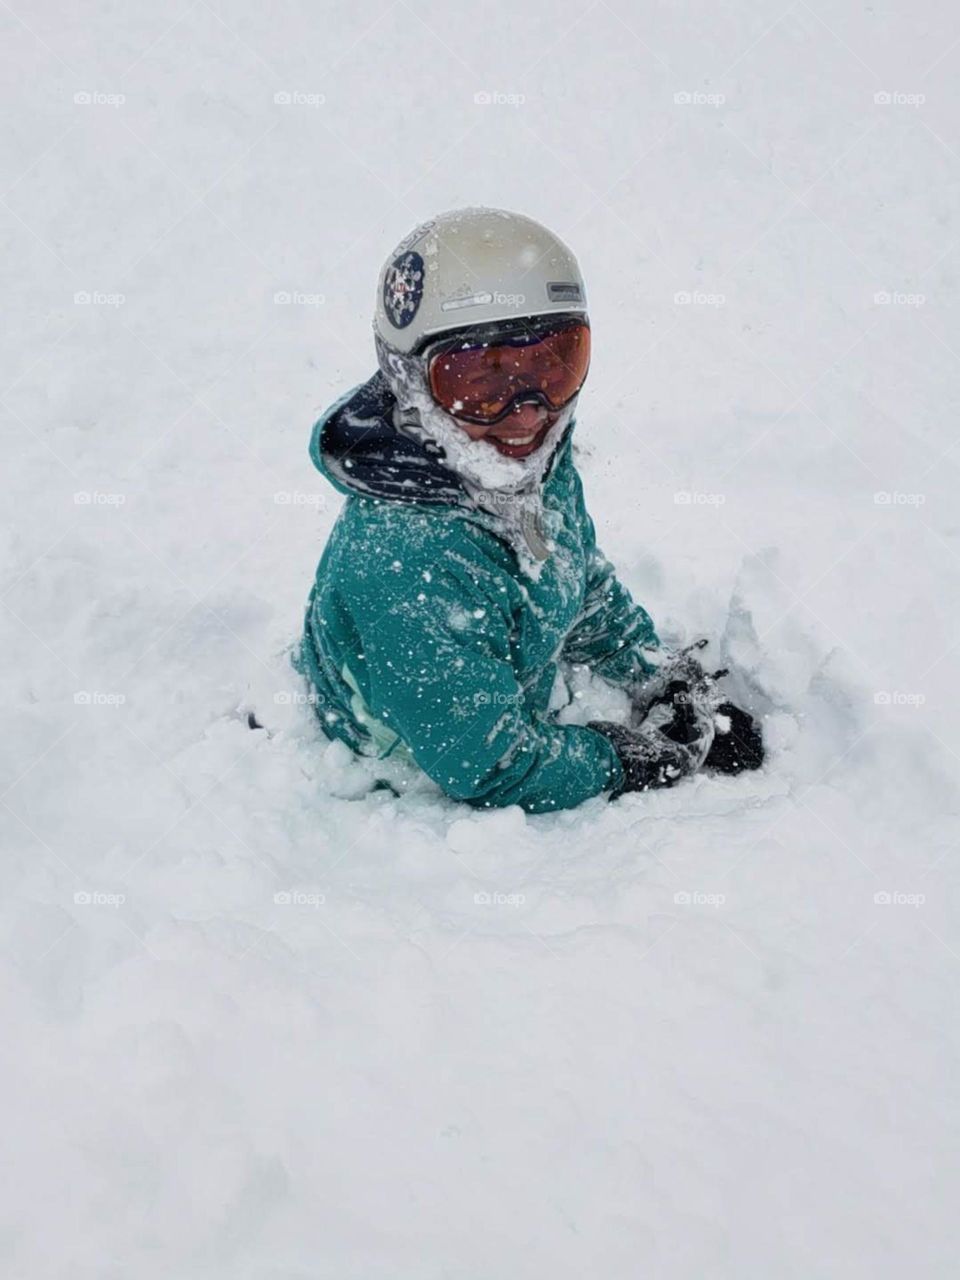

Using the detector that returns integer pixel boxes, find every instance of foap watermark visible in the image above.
[274,889,326,907]
[474,890,526,907]
[492,291,526,308]
[873,290,925,307]
[274,690,325,706]
[873,490,925,507]
[874,890,925,907]
[674,290,726,307]
[473,90,526,107]
[274,290,325,307]
[74,490,125,506]
[473,690,523,708]
[74,90,125,108]
[674,890,726,907]
[74,290,125,308]
[482,489,548,516]
[674,490,726,507]
[874,690,925,707]
[274,489,326,507]
[74,890,126,907]
[674,90,725,107]
[274,90,325,107]
[74,690,126,706]
[874,90,925,107]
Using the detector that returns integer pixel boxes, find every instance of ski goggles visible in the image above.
[426,319,591,426]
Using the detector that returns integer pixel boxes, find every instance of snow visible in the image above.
[3,1,959,1276]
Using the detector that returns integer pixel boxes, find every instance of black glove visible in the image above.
[704,702,764,774]
[589,719,708,795]
[603,641,765,793]
[591,661,721,796]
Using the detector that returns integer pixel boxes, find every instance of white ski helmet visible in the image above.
[374,207,588,356]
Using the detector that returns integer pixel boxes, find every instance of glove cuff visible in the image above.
[588,721,635,799]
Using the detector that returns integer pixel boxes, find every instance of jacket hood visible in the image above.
[309,372,468,505]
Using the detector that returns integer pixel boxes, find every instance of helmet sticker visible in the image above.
[440,291,494,312]
[383,251,425,329]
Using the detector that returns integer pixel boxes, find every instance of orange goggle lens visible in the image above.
[427,322,591,425]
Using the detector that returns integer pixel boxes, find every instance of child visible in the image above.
[298,208,762,813]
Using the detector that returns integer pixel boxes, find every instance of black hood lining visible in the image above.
[320,372,468,505]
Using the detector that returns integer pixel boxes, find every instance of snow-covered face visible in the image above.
[452,400,560,460]
[376,335,575,495]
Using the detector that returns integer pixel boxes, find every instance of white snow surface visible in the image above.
[3,2,959,1276]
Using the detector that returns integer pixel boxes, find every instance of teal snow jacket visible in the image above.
[298,374,660,812]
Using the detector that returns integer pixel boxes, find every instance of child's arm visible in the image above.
[345,553,625,813]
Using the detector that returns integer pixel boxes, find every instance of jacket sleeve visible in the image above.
[561,474,660,686]
[347,554,624,814]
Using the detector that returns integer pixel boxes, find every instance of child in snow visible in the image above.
[298,208,762,813]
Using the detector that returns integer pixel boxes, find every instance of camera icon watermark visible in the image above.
[74,90,125,107]
[674,290,726,307]
[273,290,325,307]
[74,291,125,308]
[674,90,725,107]
[274,690,325,706]
[473,690,523,707]
[873,890,925,907]
[274,889,326,907]
[473,90,526,107]
[873,490,925,506]
[474,890,526,907]
[873,290,925,307]
[873,690,925,707]
[74,690,126,706]
[274,90,325,107]
[674,890,726,907]
[873,90,925,107]
[674,490,726,507]
[74,491,126,506]
[74,890,126,907]
[273,490,326,507]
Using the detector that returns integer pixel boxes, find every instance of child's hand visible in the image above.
[590,662,722,795]
[589,707,715,795]
[612,638,764,788]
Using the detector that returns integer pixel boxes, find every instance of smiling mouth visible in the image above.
[488,421,553,457]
